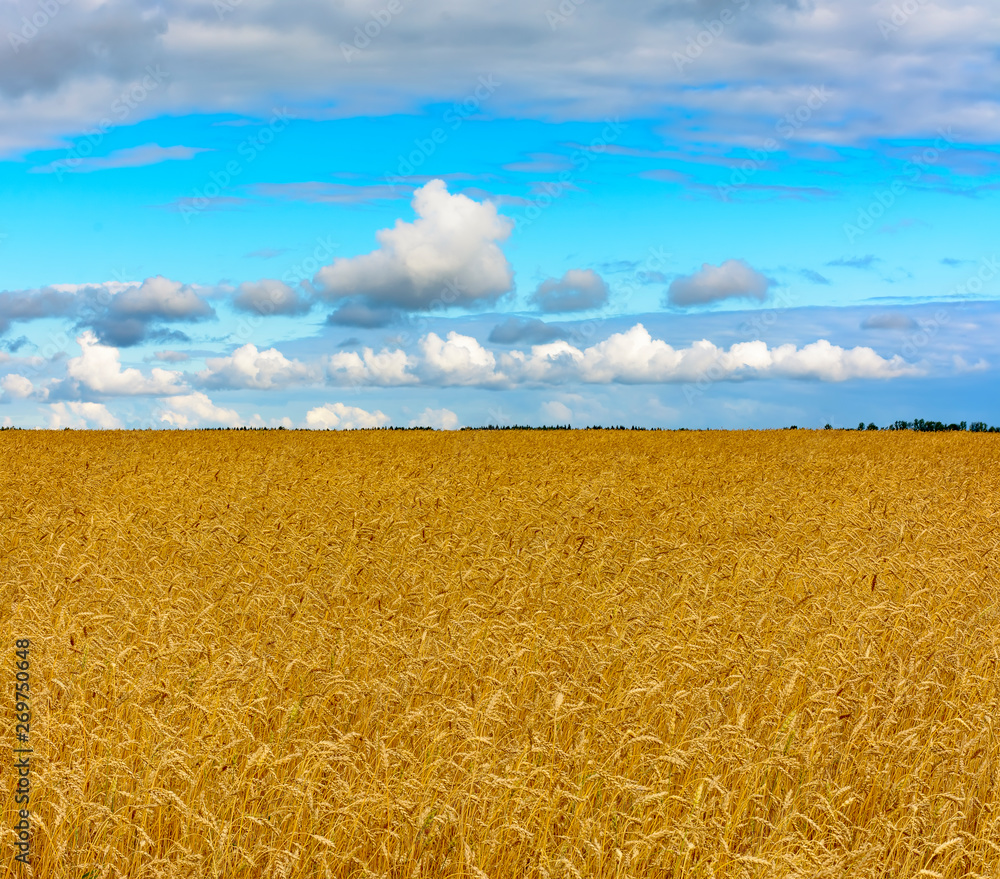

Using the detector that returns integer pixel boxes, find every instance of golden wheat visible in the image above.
[2,430,1000,878]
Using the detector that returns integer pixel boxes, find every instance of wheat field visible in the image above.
[2,430,999,878]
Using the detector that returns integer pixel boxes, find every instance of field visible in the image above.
[2,430,1000,878]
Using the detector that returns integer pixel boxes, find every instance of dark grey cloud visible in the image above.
[232,280,313,316]
[5,1,1000,156]
[0,277,216,347]
[488,317,567,345]
[530,270,609,313]
[0,0,166,100]
[0,287,76,334]
[326,302,401,329]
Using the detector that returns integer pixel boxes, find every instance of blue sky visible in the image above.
[1,0,998,429]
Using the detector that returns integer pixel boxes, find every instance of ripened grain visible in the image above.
[2,430,999,878]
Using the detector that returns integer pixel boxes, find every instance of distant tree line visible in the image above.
[821,420,1000,432]
[4,421,998,433]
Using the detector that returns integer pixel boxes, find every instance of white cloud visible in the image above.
[47,402,122,430]
[305,402,390,430]
[314,180,514,310]
[409,407,460,430]
[326,347,416,386]
[419,331,504,386]
[667,260,772,307]
[308,324,923,389]
[504,325,918,384]
[199,343,319,390]
[531,269,609,312]
[952,355,989,374]
[1,374,35,399]
[67,332,186,395]
[248,414,294,429]
[159,392,242,428]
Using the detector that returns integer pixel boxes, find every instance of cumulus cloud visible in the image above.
[324,323,919,388]
[530,269,609,313]
[0,286,77,334]
[326,347,416,387]
[232,279,313,316]
[409,407,460,430]
[861,313,919,330]
[47,401,122,430]
[159,393,242,429]
[503,325,918,384]
[489,317,567,345]
[305,403,390,430]
[419,331,503,386]
[67,332,185,395]
[667,260,772,308]
[199,343,319,390]
[1,373,36,400]
[313,180,514,311]
[0,279,214,346]
[85,276,215,346]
